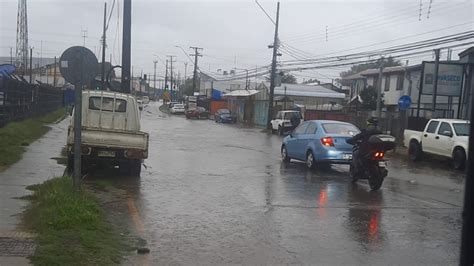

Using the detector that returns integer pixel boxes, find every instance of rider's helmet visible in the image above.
[366,117,379,127]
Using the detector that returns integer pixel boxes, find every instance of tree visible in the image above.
[302,78,320,85]
[359,85,384,110]
[338,56,402,85]
[281,73,297,84]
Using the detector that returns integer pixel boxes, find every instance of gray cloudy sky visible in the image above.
[1,0,473,82]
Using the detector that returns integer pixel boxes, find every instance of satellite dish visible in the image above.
[59,46,98,85]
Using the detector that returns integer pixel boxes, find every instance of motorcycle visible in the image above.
[346,134,396,191]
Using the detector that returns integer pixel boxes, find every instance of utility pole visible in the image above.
[266,1,280,129]
[121,0,131,93]
[53,56,57,87]
[82,29,88,47]
[376,58,384,118]
[167,55,176,101]
[165,59,169,90]
[190,46,203,95]
[432,49,441,116]
[10,47,13,64]
[153,60,157,96]
[29,47,32,83]
[101,2,107,90]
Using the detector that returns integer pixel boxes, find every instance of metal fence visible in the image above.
[0,76,64,127]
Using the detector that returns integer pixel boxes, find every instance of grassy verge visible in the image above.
[23,176,125,265]
[0,108,66,170]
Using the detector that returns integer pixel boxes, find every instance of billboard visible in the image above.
[422,62,463,96]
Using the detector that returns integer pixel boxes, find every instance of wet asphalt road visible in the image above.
[116,102,463,265]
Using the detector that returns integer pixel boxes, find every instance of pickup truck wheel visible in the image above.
[130,160,142,177]
[408,141,422,161]
[278,126,284,136]
[453,148,466,170]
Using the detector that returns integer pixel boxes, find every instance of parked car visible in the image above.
[137,99,144,111]
[404,118,470,170]
[271,110,303,135]
[281,120,360,169]
[168,101,180,109]
[170,103,185,114]
[186,106,209,119]
[67,90,149,177]
[215,109,237,123]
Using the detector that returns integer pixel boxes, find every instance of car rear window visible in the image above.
[322,123,360,136]
[89,97,126,112]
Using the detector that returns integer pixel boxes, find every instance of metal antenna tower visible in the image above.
[15,0,28,73]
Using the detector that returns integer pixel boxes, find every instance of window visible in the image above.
[89,97,127,112]
[384,75,390,91]
[426,121,439,133]
[305,122,317,134]
[438,122,453,136]
[453,123,470,136]
[284,112,301,120]
[275,112,282,119]
[322,123,360,136]
[294,122,308,134]
[396,74,404,91]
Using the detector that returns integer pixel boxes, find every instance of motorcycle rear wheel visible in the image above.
[368,165,384,191]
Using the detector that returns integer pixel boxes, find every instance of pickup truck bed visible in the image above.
[67,126,149,151]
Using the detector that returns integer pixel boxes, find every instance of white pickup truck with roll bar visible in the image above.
[404,118,470,170]
[67,90,149,176]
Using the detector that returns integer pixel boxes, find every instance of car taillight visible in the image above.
[321,137,334,147]
[373,151,385,159]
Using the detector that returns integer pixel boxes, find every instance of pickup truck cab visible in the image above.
[67,90,149,176]
[404,118,470,170]
[271,110,303,136]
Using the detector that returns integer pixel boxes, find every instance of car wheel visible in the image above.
[278,126,284,136]
[306,151,316,170]
[281,146,290,163]
[408,141,422,161]
[453,148,466,170]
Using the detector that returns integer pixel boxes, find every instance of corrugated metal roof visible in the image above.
[223,89,260,97]
[274,83,345,99]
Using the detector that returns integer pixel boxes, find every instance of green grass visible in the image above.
[0,108,66,170]
[23,176,125,265]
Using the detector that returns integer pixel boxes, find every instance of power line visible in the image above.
[254,0,276,25]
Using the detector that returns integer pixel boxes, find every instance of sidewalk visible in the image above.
[0,119,68,265]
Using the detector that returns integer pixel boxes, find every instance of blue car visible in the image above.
[281,120,360,169]
[215,109,237,123]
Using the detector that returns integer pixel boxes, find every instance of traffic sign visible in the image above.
[398,95,412,110]
[59,46,98,85]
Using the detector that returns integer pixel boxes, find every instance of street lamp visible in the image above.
[174,45,194,64]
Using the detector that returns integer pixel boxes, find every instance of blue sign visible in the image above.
[398,95,412,110]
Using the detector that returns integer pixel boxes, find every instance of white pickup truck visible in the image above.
[270,110,303,135]
[404,118,470,170]
[67,90,149,176]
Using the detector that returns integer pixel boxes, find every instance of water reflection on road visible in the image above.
[97,102,463,265]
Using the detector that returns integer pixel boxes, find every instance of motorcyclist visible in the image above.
[349,117,382,174]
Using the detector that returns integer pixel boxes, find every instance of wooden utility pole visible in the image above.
[153,60,157,96]
[53,56,57,87]
[121,0,131,93]
[29,47,33,83]
[376,58,384,118]
[190,46,203,94]
[266,1,280,129]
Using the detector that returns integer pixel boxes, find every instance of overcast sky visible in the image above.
[0,0,472,83]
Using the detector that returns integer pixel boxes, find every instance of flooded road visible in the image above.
[108,102,463,265]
